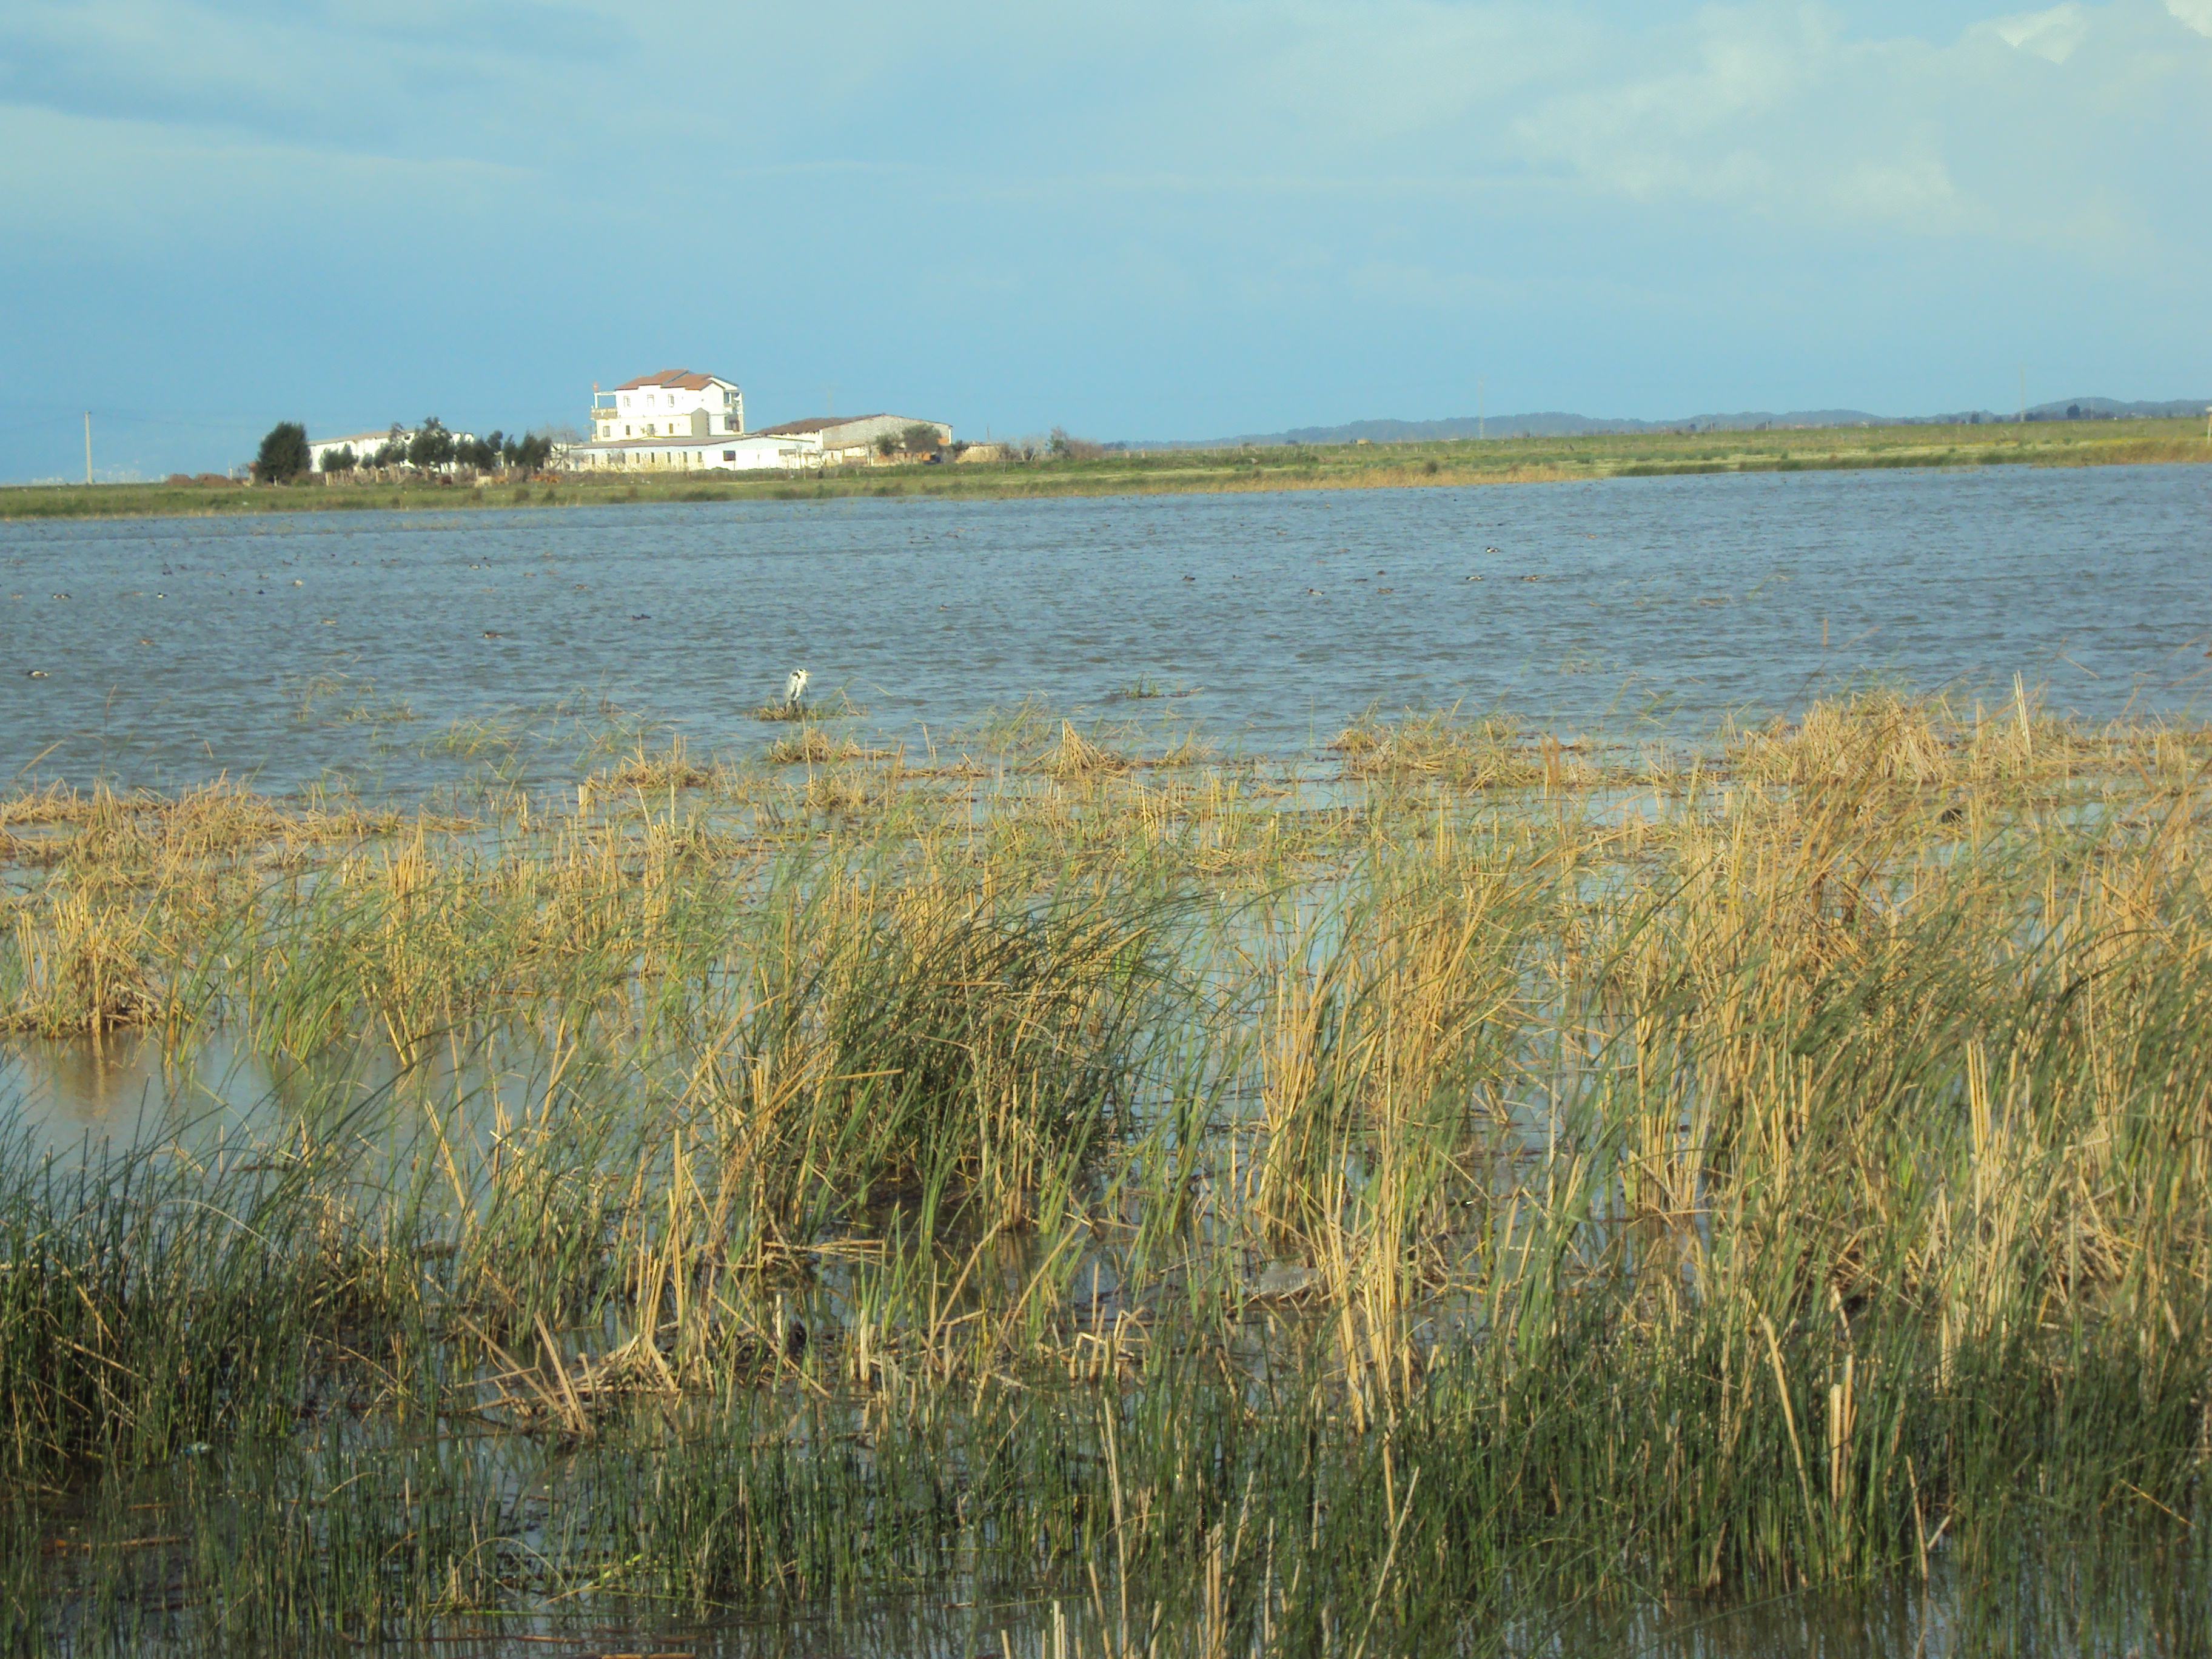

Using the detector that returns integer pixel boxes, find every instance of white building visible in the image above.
[589,370,744,442]
[755,414,954,463]
[563,432,823,473]
[306,426,485,472]
[564,368,786,472]
[307,430,404,471]
[559,370,953,474]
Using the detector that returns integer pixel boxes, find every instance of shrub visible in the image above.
[251,422,310,483]
[1048,426,1104,460]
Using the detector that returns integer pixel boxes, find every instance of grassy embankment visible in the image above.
[2,689,2210,1654]
[5,418,2207,520]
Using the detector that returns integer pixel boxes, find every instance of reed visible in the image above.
[2,687,2208,1654]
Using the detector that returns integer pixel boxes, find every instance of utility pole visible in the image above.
[84,412,92,484]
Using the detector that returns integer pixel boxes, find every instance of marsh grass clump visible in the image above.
[761,880,1169,1224]
[1041,720,1131,779]
[752,686,865,725]
[1332,703,1555,788]
[1721,683,2198,800]
[4,686,2211,1654]
[602,734,717,792]
[765,727,888,766]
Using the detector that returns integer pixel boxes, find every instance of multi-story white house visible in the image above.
[590,370,744,442]
[563,368,806,472]
[560,370,954,474]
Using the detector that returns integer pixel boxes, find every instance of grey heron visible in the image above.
[784,668,809,710]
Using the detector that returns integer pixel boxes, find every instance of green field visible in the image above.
[4,690,2208,1654]
[6,417,2207,520]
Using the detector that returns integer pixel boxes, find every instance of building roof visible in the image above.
[614,369,734,392]
[753,414,911,436]
[569,434,810,451]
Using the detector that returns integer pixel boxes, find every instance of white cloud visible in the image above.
[2,2,2208,279]
[2167,0,2212,35]
[1993,4,2093,59]
[1493,1,2211,251]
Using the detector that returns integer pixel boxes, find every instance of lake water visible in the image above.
[3,463,2207,795]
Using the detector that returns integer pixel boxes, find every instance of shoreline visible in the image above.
[6,417,2207,520]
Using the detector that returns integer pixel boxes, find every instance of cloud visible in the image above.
[1994,3,2094,59]
[1500,1,2211,249]
[0,0,623,153]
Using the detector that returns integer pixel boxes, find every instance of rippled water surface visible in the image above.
[4,464,2207,793]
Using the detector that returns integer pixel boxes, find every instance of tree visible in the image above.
[876,431,900,458]
[504,431,555,472]
[252,421,310,483]
[407,417,455,471]
[457,431,501,471]
[900,422,942,455]
[320,444,358,474]
[369,423,409,468]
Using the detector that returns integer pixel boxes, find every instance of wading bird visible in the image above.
[784,668,809,710]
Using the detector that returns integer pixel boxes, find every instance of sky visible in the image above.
[1,0,2208,478]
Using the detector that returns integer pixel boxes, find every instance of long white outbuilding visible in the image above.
[561,432,822,472]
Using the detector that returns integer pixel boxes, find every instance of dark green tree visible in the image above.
[506,432,555,472]
[252,421,310,483]
[319,444,358,474]
[407,417,455,470]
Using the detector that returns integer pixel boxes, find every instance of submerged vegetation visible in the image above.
[4,417,2207,519]
[2,688,2209,1654]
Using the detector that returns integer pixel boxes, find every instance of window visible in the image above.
[621,395,629,408]
[723,450,736,462]
[624,426,632,437]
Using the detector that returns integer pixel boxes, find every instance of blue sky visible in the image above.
[2,1,2208,478]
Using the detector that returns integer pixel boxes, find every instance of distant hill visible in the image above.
[1127,397,2211,449]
